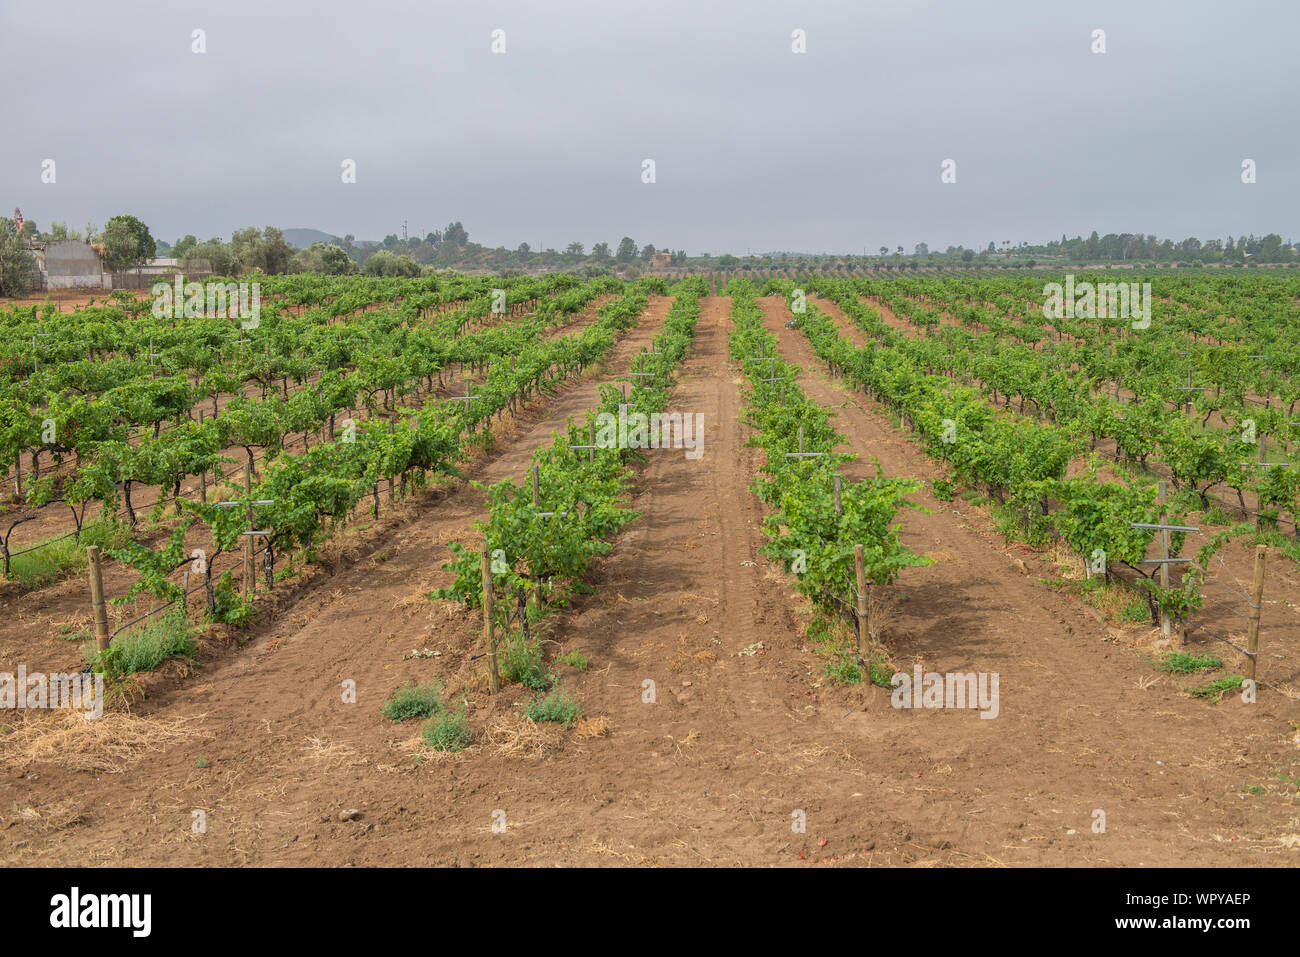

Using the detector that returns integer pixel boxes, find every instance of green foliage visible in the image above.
[363,250,422,278]
[5,520,130,589]
[824,654,863,685]
[106,523,192,603]
[85,607,196,679]
[729,280,929,617]
[867,655,895,688]
[1120,599,1150,622]
[524,689,582,727]
[99,214,156,271]
[1158,652,1223,674]
[210,571,252,626]
[420,703,471,752]
[499,633,552,690]
[437,282,702,637]
[380,683,444,721]
[1187,674,1245,701]
[0,218,38,297]
[558,649,589,670]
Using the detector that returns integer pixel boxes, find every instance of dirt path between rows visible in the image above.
[4,296,1297,866]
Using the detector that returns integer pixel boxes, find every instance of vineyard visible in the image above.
[3,271,1298,867]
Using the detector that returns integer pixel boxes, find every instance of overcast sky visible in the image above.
[2,0,1296,254]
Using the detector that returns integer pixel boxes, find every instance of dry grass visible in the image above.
[669,634,718,672]
[663,729,700,756]
[397,580,435,613]
[8,799,87,833]
[482,714,564,756]
[866,590,897,644]
[0,710,203,774]
[574,715,610,739]
[1045,539,1085,580]
[301,736,366,768]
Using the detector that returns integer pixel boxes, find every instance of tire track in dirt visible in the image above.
[761,294,1300,866]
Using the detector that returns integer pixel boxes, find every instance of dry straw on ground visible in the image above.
[482,714,564,756]
[0,709,203,774]
[573,715,610,739]
[8,799,87,833]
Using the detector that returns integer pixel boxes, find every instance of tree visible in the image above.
[230,227,262,270]
[0,218,37,297]
[592,241,611,260]
[318,244,356,274]
[516,242,531,255]
[226,227,293,274]
[615,237,638,262]
[172,234,198,259]
[566,241,584,256]
[261,227,294,274]
[443,221,469,246]
[879,246,889,257]
[362,250,421,277]
[914,242,929,257]
[183,238,239,275]
[291,243,356,275]
[641,243,657,261]
[99,214,156,271]
[43,221,84,242]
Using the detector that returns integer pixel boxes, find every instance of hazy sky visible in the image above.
[3,0,1296,254]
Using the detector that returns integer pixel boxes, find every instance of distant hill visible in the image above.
[283,228,342,249]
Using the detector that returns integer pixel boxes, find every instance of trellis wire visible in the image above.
[106,544,270,640]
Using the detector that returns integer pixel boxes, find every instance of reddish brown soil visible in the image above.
[3,297,1298,867]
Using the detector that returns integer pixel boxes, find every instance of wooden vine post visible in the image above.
[243,462,255,596]
[528,463,541,616]
[87,545,110,653]
[854,544,869,676]
[1157,480,1171,639]
[1245,544,1267,682]
[198,410,208,502]
[481,548,499,694]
